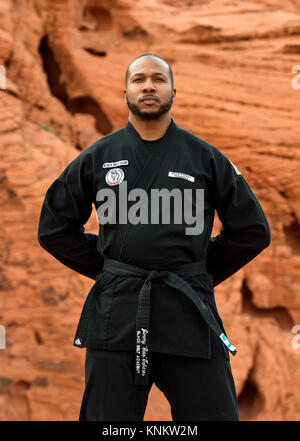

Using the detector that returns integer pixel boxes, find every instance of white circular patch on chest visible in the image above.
[105,167,125,186]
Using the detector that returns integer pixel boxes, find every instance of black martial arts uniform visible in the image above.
[37,117,271,421]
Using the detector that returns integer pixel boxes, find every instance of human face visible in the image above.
[124,56,176,120]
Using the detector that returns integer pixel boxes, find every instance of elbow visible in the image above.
[38,233,47,250]
[37,228,43,246]
[258,224,271,250]
[37,218,53,250]
[38,233,57,257]
[37,228,51,251]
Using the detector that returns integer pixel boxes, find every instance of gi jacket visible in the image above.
[37,118,271,360]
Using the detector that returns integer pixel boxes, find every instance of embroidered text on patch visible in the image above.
[103,160,129,168]
[168,171,195,183]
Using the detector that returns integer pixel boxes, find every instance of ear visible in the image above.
[123,89,127,103]
[172,88,176,100]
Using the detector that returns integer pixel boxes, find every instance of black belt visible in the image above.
[102,257,237,386]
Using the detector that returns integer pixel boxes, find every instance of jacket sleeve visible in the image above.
[206,148,271,287]
[37,150,104,280]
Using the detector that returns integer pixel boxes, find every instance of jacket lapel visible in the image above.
[111,117,179,260]
[123,117,178,192]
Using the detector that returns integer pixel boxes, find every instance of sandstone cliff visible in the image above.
[0,0,300,420]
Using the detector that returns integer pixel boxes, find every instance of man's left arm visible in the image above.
[206,149,271,287]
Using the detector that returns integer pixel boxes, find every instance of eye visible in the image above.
[156,78,165,81]
[133,78,142,82]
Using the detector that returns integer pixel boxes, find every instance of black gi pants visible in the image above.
[78,332,239,421]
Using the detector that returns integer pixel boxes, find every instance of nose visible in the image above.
[142,78,156,92]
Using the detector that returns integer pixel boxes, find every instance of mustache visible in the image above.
[140,95,159,102]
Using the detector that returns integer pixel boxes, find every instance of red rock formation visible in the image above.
[1,0,300,421]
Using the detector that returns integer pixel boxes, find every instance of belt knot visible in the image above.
[147,270,161,282]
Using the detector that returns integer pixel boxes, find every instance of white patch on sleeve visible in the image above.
[229,159,242,175]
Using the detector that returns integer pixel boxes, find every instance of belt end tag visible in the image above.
[219,333,237,355]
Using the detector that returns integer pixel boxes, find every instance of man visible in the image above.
[37,53,271,421]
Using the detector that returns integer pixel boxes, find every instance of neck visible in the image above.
[128,113,171,140]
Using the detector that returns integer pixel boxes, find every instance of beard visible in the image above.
[125,95,174,120]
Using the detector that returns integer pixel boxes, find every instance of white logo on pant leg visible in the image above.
[105,168,125,186]
[75,338,82,345]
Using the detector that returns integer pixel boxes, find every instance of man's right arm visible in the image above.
[37,150,104,280]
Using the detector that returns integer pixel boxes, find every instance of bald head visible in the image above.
[125,53,174,88]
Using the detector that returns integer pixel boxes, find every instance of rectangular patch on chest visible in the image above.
[102,160,129,168]
[168,171,195,183]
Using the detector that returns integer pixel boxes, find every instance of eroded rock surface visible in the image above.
[0,0,300,421]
